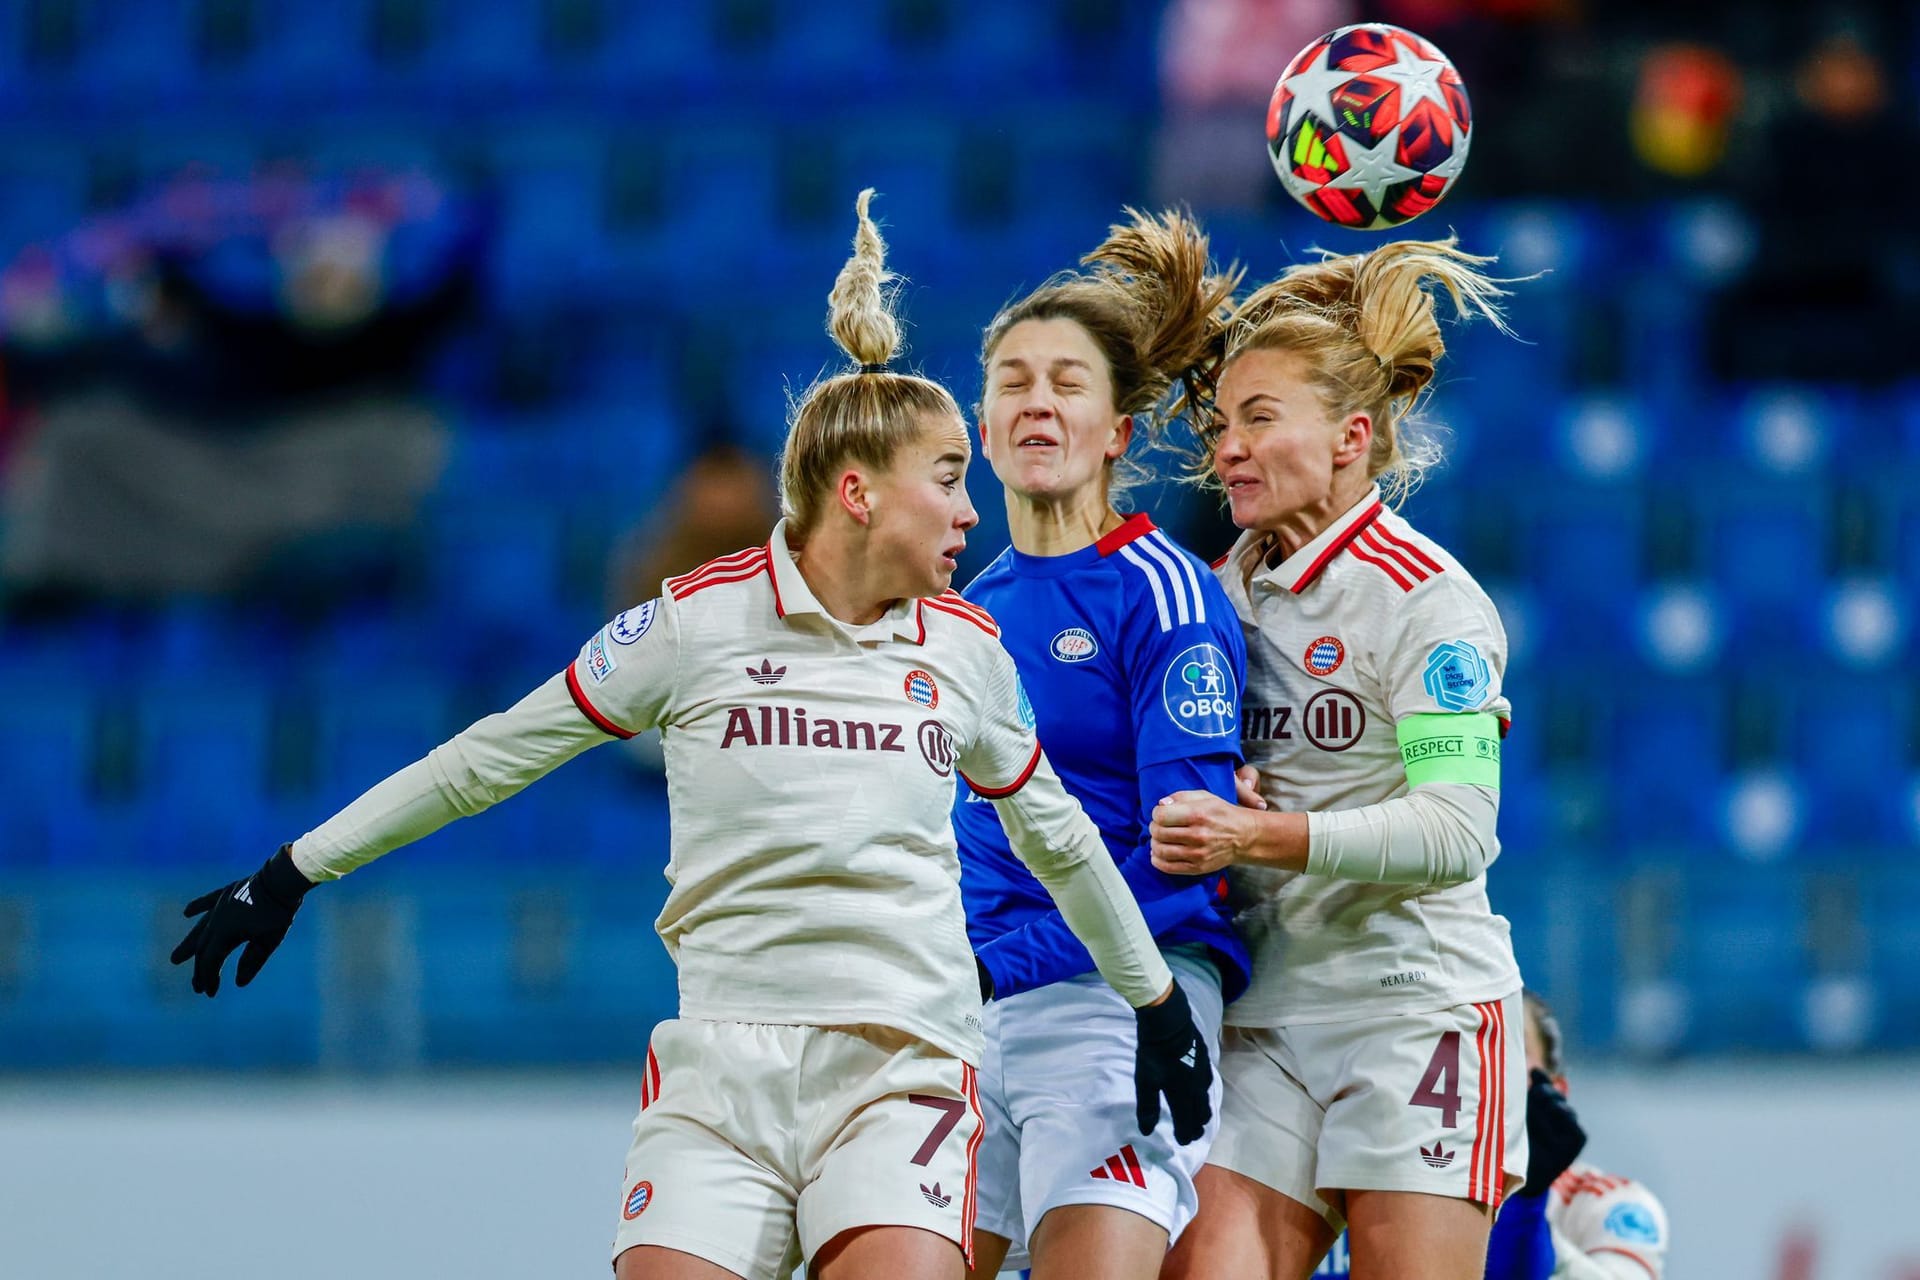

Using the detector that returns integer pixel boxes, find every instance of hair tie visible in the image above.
[858,361,890,374]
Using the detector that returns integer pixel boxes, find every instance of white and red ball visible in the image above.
[1267,23,1472,229]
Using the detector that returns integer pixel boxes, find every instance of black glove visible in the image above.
[1133,981,1213,1144]
[170,844,314,997]
[1520,1068,1586,1196]
[975,956,995,1002]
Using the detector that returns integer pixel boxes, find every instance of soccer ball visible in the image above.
[1267,23,1472,229]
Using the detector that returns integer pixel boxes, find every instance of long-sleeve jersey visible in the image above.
[1218,485,1521,1025]
[290,521,1174,1065]
[952,513,1253,1002]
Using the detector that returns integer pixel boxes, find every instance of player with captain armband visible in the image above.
[1148,239,1530,1280]
[168,190,1213,1280]
[951,209,1251,1280]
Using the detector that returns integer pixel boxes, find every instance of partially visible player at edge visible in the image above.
[952,209,1249,1280]
[169,190,1214,1280]
[1524,991,1669,1278]
[1149,239,1528,1280]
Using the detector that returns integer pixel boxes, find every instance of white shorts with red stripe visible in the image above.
[610,1018,981,1276]
[1207,990,1526,1229]
[973,948,1225,1271]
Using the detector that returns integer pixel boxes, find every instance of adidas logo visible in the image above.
[234,882,254,906]
[1420,1141,1455,1169]
[1178,1043,1198,1068]
[920,1182,951,1208]
[1088,1145,1148,1188]
[747,659,788,686]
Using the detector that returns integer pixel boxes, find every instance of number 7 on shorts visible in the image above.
[908,1094,968,1166]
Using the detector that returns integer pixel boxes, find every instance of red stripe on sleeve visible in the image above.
[565,664,637,739]
[959,741,1042,799]
[1369,520,1445,574]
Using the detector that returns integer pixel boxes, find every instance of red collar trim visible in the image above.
[1095,512,1157,557]
[1288,501,1383,593]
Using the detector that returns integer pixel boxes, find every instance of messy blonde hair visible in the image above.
[780,189,963,540]
[1213,238,1513,505]
[980,207,1242,504]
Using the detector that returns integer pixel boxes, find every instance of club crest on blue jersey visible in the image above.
[623,1180,653,1220]
[585,632,618,684]
[1422,640,1490,711]
[609,601,658,645]
[904,669,940,709]
[1604,1203,1661,1245]
[1161,644,1238,737]
[1050,627,1099,662]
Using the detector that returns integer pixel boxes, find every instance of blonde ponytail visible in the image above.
[780,190,961,540]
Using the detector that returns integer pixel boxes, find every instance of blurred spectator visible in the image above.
[1709,25,1920,382]
[606,434,781,609]
[0,165,482,609]
[1152,0,1357,209]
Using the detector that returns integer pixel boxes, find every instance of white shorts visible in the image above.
[610,1018,983,1277]
[973,948,1225,1270]
[1207,990,1526,1229]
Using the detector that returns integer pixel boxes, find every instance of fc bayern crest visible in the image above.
[904,669,940,709]
[623,1180,653,1220]
[1303,635,1346,676]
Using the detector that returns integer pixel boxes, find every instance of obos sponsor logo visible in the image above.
[609,601,658,645]
[1161,644,1237,738]
[1423,640,1490,712]
[623,1180,653,1220]
[1303,635,1345,676]
[1050,628,1098,662]
[918,719,956,778]
[904,669,940,709]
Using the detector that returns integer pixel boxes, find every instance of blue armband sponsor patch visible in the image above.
[1162,643,1237,737]
[1422,640,1490,711]
[1603,1203,1661,1246]
[609,601,658,645]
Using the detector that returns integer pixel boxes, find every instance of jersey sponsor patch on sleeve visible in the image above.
[1162,643,1238,737]
[1603,1202,1661,1246]
[1422,640,1491,712]
[584,630,618,684]
[1015,677,1035,731]
[609,601,658,645]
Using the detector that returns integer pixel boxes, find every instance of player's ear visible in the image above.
[1333,412,1372,469]
[836,468,874,525]
[976,416,993,460]
[1108,413,1134,459]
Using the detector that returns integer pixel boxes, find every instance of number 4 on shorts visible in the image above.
[907,1094,967,1167]
[1408,1031,1463,1129]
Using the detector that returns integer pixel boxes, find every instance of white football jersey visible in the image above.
[1549,1162,1669,1278]
[1216,486,1521,1025]
[567,523,1142,1064]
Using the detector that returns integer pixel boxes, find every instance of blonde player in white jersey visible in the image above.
[169,191,1214,1280]
[1147,239,1528,1280]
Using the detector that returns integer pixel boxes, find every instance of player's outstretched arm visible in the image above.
[168,664,634,997]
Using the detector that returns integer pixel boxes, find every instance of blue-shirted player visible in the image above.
[952,210,1251,1280]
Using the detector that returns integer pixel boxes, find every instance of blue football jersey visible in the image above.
[952,513,1251,1000]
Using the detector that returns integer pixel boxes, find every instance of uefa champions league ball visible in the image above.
[1267,23,1472,229]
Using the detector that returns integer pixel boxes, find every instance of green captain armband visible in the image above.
[1396,713,1502,788]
